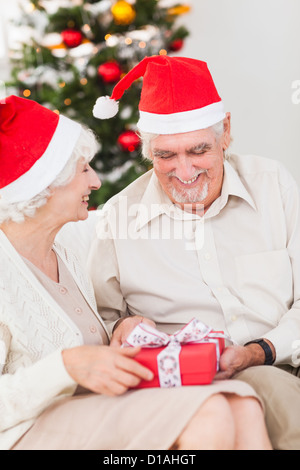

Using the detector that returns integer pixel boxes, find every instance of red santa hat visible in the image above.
[93,55,225,134]
[0,95,82,203]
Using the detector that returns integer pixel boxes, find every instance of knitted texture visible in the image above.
[0,233,104,449]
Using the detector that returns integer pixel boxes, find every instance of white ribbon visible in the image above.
[124,318,233,387]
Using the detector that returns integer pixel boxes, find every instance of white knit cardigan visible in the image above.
[0,229,109,450]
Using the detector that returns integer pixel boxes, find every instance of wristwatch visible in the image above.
[244,338,275,365]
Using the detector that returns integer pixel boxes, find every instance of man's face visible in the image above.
[150,114,231,213]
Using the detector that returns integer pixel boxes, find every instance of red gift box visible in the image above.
[133,338,224,389]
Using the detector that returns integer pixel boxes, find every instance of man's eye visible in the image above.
[155,154,176,160]
[188,149,207,156]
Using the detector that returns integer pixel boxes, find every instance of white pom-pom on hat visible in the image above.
[92,58,149,121]
[93,96,119,119]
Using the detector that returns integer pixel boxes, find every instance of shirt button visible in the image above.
[217,287,227,294]
[75,307,82,314]
[231,315,237,322]
[59,287,67,295]
[204,253,211,260]
[89,325,97,333]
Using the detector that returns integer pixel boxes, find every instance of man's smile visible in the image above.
[171,170,208,187]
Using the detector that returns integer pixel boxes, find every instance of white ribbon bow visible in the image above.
[124,318,231,387]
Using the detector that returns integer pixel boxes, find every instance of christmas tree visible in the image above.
[5,0,190,207]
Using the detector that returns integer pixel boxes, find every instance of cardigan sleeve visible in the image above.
[0,323,77,433]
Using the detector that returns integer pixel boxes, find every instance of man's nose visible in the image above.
[175,155,196,181]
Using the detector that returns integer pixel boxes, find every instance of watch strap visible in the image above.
[244,339,275,365]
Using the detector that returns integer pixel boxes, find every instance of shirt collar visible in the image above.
[214,159,257,213]
[135,171,201,231]
[135,160,257,230]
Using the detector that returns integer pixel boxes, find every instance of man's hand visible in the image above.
[62,345,154,396]
[215,341,273,380]
[110,315,156,347]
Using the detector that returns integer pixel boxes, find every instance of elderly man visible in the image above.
[59,56,300,449]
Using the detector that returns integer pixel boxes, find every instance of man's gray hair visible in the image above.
[139,120,226,162]
[0,125,99,224]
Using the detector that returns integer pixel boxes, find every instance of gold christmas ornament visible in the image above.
[111,1,136,25]
[167,5,191,15]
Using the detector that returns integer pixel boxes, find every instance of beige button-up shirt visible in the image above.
[87,154,300,365]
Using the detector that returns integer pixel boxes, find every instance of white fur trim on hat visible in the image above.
[93,96,119,119]
[0,115,82,203]
[137,101,226,134]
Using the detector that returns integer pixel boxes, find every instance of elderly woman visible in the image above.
[0,95,271,450]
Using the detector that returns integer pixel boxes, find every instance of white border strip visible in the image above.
[0,115,82,203]
[137,101,226,134]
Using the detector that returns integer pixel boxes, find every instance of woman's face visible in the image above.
[48,158,101,224]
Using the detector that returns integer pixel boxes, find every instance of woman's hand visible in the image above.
[62,345,153,396]
[110,315,156,347]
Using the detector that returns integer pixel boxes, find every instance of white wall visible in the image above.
[0,0,19,81]
[1,0,300,182]
[181,0,300,182]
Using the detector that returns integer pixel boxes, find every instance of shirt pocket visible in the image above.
[234,249,293,324]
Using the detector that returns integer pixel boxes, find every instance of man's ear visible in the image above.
[222,112,231,150]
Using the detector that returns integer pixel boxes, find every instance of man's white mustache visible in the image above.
[167,169,207,185]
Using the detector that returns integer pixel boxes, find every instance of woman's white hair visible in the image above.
[139,120,226,162]
[0,125,99,224]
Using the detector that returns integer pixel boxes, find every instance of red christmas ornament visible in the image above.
[61,29,83,48]
[98,61,122,84]
[117,130,140,152]
[169,38,184,52]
